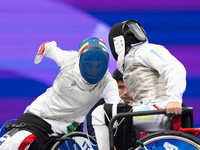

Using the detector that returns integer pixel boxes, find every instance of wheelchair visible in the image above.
[0,121,98,150]
[1,107,199,150]
[29,123,98,150]
[108,107,200,150]
[48,107,200,150]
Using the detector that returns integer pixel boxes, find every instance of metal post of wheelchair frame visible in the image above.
[108,107,193,150]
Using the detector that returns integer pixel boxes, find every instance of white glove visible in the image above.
[34,42,49,64]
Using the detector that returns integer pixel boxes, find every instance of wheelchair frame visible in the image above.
[108,107,200,150]
[50,131,97,150]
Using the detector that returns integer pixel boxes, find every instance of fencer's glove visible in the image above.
[34,42,49,64]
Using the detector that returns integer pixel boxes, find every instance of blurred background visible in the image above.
[0,0,200,136]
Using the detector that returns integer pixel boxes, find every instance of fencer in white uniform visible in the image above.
[92,20,187,150]
[0,37,121,150]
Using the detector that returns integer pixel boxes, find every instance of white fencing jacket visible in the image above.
[122,43,187,105]
[26,41,121,123]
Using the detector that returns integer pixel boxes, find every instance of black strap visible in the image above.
[104,104,113,126]
[5,113,53,143]
[116,103,136,150]
[14,113,53,134]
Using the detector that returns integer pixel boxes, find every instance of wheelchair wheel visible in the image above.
[133,130,200,150]
[50,131,98,150]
